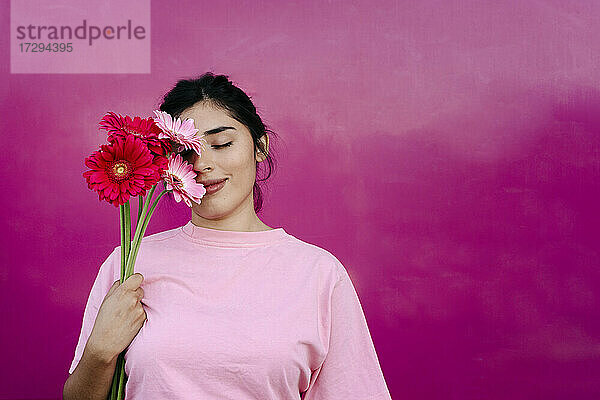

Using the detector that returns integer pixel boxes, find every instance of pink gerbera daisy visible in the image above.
[161,153,206,207]
[99,111,172,156]
[152,110,207,155]
[83,135,163,207]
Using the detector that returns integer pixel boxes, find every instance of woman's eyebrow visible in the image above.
[202,126,237,136]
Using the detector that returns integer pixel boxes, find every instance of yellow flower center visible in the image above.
[113,163,128,177]
[109,160,133,183]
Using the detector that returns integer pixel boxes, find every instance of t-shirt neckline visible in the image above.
[179,220,290,247]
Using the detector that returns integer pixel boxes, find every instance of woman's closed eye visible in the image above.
[180,142,232,158]
[212,142,233,149]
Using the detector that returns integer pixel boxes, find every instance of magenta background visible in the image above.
[2,0,600,399]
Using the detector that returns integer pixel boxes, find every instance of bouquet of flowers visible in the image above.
[82,110,208,399]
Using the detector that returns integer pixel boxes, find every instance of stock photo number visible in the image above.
[19,42,73,53]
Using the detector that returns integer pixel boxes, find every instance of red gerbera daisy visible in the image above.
[83,135,163,207]
[99,111,172,156]
[151,153,169,175]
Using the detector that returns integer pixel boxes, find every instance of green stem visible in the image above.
[140,190,168,236]
[111,207,126,399]
[124,201,131,280]
[116,352,126,399]
[111,202,135,398]
[125,185,157,277]
[137,195,143,226]
[111,187,168,398]
[119,205,125,283]
[125,189,168,278]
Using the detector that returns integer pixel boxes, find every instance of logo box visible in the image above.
[11,0,151,74]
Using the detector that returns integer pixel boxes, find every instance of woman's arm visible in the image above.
[62,342,117,400]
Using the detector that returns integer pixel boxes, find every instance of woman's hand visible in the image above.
[85,273,147,363]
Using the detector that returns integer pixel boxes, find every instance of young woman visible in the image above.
[63,73,392,400]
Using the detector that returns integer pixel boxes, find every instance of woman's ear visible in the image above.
[256,133,269,162]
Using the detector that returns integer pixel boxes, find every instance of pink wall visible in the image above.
[2,0,600,398]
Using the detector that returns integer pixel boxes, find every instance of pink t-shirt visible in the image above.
[69,221,392,399]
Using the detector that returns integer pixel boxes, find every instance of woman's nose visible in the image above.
[191,149,214,172]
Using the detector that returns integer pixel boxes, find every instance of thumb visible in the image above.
[122,273,144,291]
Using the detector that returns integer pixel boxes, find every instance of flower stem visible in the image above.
[119,205,125,283]
[116,352,126,398]
[124,201,131,279]
[125,185,157,277]
[112,186,167,399]
[137,195,143,225]
[125,188,167,277]
[111,204,126,399]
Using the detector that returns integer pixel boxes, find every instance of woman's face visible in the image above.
[179,101,268,221]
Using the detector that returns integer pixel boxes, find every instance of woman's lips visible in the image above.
[203,179,227,195]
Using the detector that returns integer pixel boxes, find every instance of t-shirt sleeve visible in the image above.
[302,266,393,400]
[68,247,118,374]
